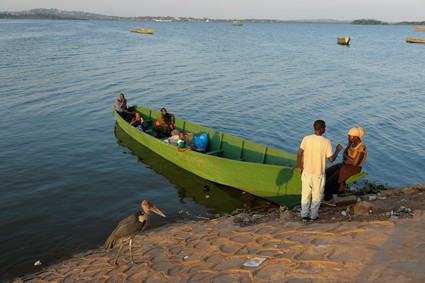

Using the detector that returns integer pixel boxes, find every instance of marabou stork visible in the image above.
[104,200,166,265]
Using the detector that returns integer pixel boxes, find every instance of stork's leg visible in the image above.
[114,243,124,265]
[129,239,135,264]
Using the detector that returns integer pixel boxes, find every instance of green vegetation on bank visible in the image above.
[352,19,388,25]
[345,180,392,196]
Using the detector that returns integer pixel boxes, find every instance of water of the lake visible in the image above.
[1,19,424,280]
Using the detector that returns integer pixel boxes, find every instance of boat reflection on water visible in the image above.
[114,124,271,215]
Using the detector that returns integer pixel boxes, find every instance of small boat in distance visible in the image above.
[337,37,350,45]
[406,38,425,44]
[129,28,155,35]
[414,27,425,32]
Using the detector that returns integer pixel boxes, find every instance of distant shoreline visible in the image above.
[1,8,424,25]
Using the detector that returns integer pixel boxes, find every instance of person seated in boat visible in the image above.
[166,129,180,145]
[323,127,368,204]
[130,112,145,131]
[154,108,175,138]
[187,132,209,153]
[178,132,208,153]
[114,93,131,121]
[177,132,191,152]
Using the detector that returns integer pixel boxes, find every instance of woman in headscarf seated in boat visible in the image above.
[130,112,145,131]
[114,93,131,121]
[177,132,208,153]
[323,127,368,204]
[154,108,175,138]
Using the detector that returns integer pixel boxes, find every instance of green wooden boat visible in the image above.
[114,106,367,207]
[114,106,302,207]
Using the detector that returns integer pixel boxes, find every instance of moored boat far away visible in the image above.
[114,106,303,207]
[337,37,350,45]
[414,27,425,32]
[406,38,425,44]
[129,28,155,34]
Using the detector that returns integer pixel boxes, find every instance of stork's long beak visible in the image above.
[150,205,166,217]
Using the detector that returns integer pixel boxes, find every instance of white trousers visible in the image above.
[301,172,325,219]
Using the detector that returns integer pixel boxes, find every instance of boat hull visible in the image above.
[114,107,302,207]
[114,125,257,210]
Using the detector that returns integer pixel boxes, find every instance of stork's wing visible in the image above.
[104,213,145,249]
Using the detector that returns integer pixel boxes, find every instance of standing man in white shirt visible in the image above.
[297,120,342,222]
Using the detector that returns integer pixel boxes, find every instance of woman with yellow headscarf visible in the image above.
[323,127,368,203]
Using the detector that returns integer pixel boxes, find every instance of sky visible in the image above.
[2,0,425,22]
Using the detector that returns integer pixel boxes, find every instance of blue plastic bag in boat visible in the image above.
[194,132,208,152]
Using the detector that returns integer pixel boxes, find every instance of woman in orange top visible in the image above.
[324,127,368,202]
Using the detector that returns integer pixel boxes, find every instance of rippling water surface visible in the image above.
[1,19,424,280]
